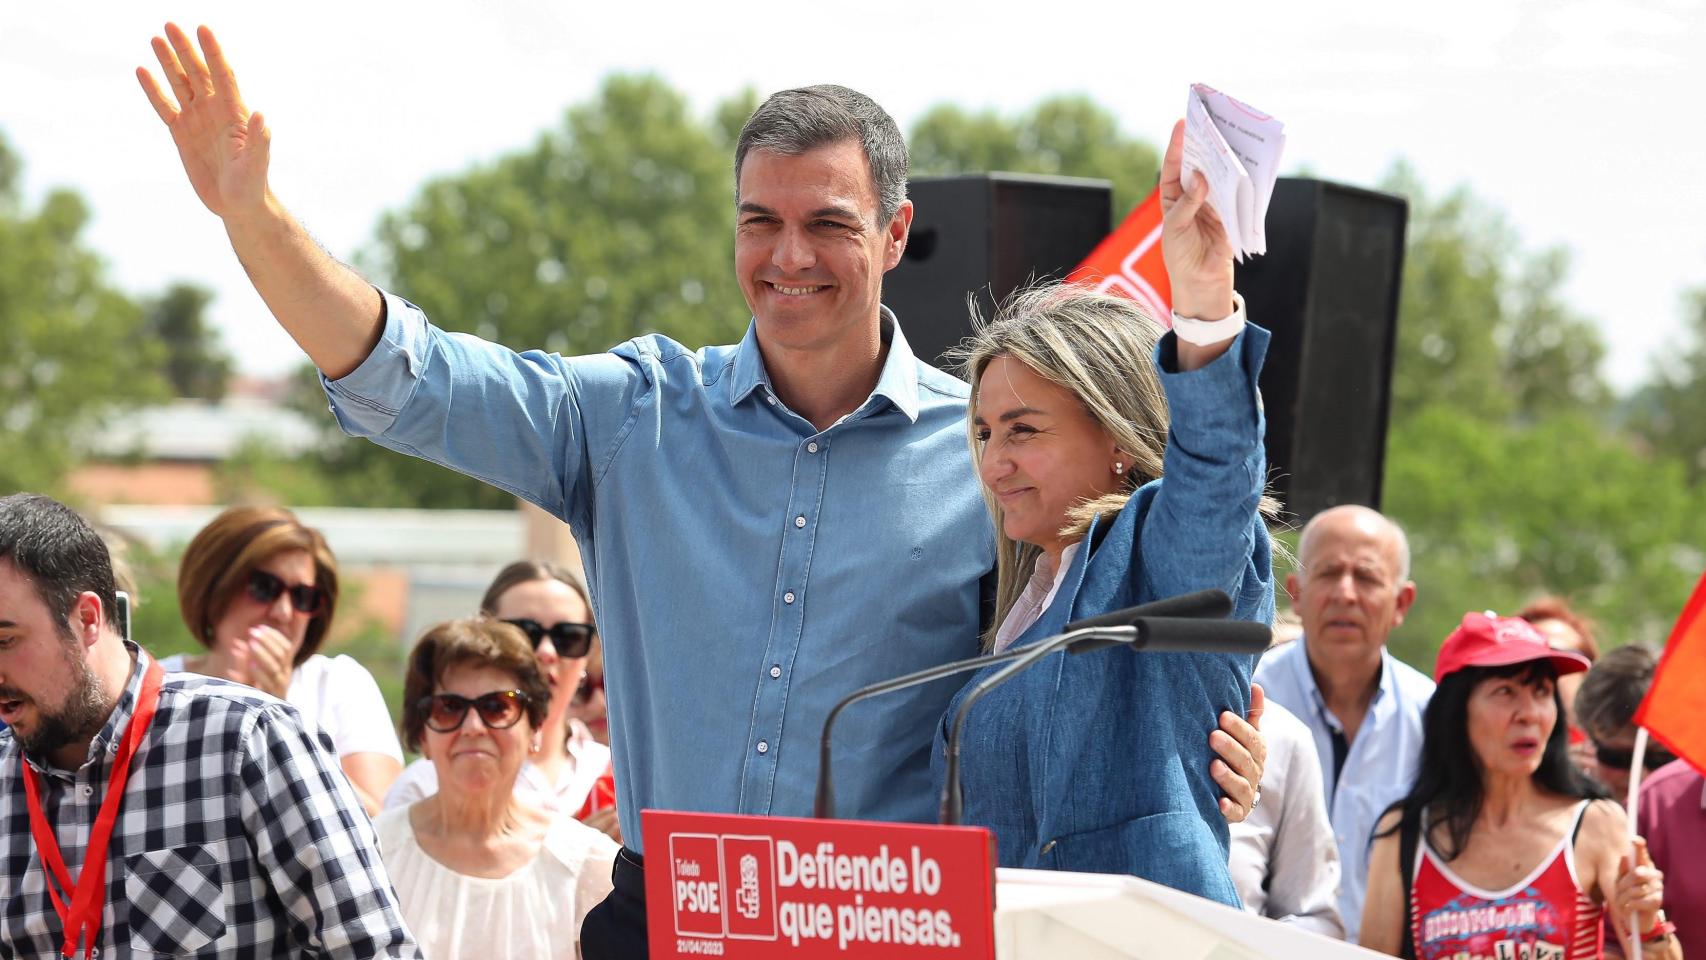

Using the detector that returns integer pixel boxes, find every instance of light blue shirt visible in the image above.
[1253,636,1434,942]
[324,291,993,852]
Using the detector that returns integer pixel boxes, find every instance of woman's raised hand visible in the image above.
[1158,118,1236,324]
[137,24,271,220]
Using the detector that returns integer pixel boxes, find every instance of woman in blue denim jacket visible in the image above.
[933,120,1275,907]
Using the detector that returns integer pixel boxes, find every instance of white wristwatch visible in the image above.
[1171,292,1248,346]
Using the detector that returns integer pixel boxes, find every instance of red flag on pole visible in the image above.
[1067,187,1172,325]
[1634,570,1706,773]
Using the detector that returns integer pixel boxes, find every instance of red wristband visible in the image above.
[1642,918,1676,944]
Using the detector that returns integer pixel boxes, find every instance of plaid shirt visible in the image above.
[0,643,421,958]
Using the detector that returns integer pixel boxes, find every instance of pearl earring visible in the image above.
[1114,461,1125,475]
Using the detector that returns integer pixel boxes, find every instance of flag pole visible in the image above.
[1624,725,1650,959]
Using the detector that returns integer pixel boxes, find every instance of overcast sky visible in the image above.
[3,0,1701,390]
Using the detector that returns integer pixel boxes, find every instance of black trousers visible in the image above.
[582,846,649,959]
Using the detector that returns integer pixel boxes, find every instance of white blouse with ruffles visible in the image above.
[373,805,618,959]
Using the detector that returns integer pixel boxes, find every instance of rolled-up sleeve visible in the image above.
[318,288,644,526]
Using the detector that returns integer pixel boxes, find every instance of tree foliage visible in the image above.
[0,130,166,497]
[909,95,1160,218]
[143,282,232,400]
[1631,288,1706,482]
[1377,167,1700,665]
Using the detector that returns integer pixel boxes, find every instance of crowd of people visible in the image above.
[0,19,1696,960]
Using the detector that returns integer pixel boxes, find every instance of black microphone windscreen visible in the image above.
[1063,588,1232,632]
[1133,616,1272,655]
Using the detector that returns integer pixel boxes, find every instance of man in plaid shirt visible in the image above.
[0,493,420,958]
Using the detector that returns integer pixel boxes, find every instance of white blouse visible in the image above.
[159,652,404,762]
[373,805,618,960]
[992,543,1081,653]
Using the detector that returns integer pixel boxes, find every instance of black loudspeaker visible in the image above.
[1235,178,1407,521]
[884,174,1113,371]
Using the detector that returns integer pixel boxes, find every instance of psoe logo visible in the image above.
[667,832,779,943]
[721,836,778,941]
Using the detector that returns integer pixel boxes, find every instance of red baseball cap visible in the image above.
[1433,611,1593,684]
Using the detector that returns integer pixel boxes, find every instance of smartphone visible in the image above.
[115,591,132,643]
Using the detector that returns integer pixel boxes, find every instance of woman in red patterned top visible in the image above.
[1359,612,1678,959]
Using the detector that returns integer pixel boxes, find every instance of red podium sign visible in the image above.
[642,810,996,958]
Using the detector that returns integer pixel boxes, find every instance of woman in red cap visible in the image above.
[1359,612,1678,959]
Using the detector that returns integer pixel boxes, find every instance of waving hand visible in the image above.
[137,24,270,218]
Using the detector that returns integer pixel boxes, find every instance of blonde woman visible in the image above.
[933,120,1274,906]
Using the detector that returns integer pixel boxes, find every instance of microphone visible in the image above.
[1060,587,1231,632]
[813,627,1137,819]
[940,590,1268,825]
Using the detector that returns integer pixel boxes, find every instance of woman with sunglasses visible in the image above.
[169,505,402,814]
[384,561,619,839]
[376,617,618,958]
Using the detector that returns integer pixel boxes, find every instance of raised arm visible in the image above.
[137,23,381,378]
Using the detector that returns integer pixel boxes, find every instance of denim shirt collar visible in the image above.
[27,640,149,779]
[728,305,922,422]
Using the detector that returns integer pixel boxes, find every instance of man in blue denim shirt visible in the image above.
[140,24,1264,956]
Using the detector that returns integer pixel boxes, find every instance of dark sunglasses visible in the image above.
[1594,741,1675,772]
[420,690,529,733]
[501,618,595,658]
[574,674,605,706]
[246,569,326,616]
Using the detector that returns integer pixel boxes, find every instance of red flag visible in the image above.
[1634,570,1706,773]
[1067,187,1172,325]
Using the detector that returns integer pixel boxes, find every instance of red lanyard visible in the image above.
[20,660,164,959]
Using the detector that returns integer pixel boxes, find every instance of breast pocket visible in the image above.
[123,846,229,955]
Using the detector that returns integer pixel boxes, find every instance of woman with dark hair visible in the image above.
[384,560,618,838]
[167,504,402,813]
[375,617,617,958]
[1360,613,1678,958]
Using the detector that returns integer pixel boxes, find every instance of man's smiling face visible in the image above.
[734,139,909,356]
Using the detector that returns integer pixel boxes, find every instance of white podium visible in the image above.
[994,868,1386,960]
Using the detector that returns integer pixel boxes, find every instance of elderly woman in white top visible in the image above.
[383,561,618,837]
[375,617,617,959]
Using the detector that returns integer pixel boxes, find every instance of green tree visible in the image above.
[1383,406,1706,667]
[908,96,1160,217]
[142,282,233,400]
[1631,287,1706,481]
[0,131,165,496]
[259,76,757,509]
[1380,163,1609,424]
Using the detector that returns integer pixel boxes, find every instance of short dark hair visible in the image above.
[1378,660,1606,861]
[400,618,551,753]
[1574,644,1657,740]
[735,84,908,225]
[0,493,118,632]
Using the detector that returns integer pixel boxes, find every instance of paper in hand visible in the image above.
[1180,84,1286,261]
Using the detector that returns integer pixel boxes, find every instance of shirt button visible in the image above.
[79,785,93,799]
[783,592,796,604]
[794,515,806,528]
[769,665,782,679]
[756,740,769,754]
[766,395,777,405]
[807,442,820,453]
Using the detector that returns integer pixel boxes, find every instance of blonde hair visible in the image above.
[954,283,1277,650]
[954,284,1170,649]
